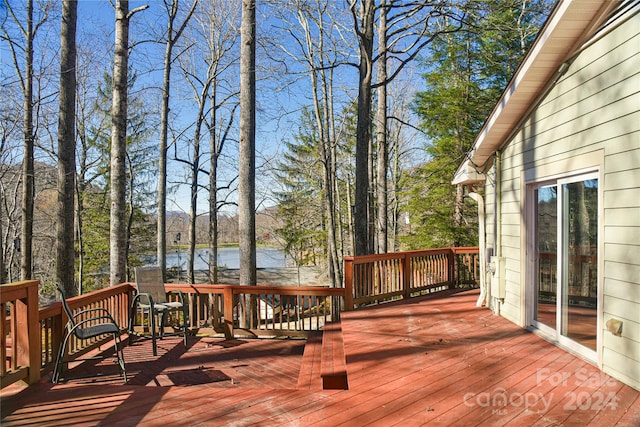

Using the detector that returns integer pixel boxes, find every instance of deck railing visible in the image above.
[1,246,478,389]
[165,284,344,339]
[344,247,479,309]
[1,281,343,388]
[0,281,134,389]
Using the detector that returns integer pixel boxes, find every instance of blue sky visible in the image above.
[2,0,428,216]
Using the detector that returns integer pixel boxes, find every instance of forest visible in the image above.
[0,0,554,296]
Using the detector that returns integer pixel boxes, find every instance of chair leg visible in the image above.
[52,334,71,384]
[112,332,127,383]
[127,303,136,346]
[182,307,189,347]
[150,309,158,356]
[159,311,167,339]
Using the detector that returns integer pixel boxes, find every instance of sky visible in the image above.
[1,0,428,216]
[72,0,337,215]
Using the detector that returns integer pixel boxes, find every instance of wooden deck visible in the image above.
[2,289,639,426]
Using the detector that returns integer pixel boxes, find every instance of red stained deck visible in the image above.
[2,289,639,426]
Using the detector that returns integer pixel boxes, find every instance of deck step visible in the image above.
[297,331,323,390]
[320,321,348,390]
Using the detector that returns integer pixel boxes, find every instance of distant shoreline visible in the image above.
[173,266,330,287]
[166,243,284,250]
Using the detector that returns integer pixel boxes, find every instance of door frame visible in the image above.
[522,153,604,367]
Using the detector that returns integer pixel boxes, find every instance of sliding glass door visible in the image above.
[531,173,599,359]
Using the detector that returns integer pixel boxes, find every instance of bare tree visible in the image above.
[2,0,53,279]
[18,0,36,280]
[238,0,256,288]
[0,168,23,284]
[198,0,240,285]
[109,0,147,286]
[386,73,422,249]
[375,0,388,253]
[349,0,464,255]
[157,0,197,282]
[182,62,211,284]
[56,0,77,296]
[270,0,349,286]
[175,0,239,284]
[0,82,23,284]
[349,0,375,256]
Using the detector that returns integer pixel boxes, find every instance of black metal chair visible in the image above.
[128,266,189,356]
[52,284,127,383]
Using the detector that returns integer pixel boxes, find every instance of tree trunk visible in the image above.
[368,119,375,254]
[110,0,129,286]
[76,179,84,293]
[346,177,354,254]
[158,0,196,283]
[238,0,256,329]
[157,9,172,283]
[376,0,388,254]
[126,152,135,273]
[304,4,340,287]
[109,1,147,286]
[185,78,212,284]
[20,0,35,280]
[322,51,341,289]
[56,0,78,296]
[239,0,256,287]
[390,117,401,251]
[187,112,203,285]
[328,72,343,286]
[209,82,219,285]
[351,0,375,256]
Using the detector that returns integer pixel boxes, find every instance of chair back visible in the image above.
[134,266,168,304]
[56,284,77,329]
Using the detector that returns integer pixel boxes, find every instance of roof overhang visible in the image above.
[452,161,488,186]
[453,0,618,186]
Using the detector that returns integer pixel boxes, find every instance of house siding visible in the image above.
[485,9,639,389]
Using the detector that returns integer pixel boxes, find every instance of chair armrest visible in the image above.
[166,290,189,326]
[133,292,156,307]
[166,290,186,305]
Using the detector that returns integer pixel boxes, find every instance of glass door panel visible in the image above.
[561,180,598,351]
[530,175,598,359]
[535,185,557,330]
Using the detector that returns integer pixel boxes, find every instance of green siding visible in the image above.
[484,8,640,389]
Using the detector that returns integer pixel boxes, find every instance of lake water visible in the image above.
[163,246,289,270]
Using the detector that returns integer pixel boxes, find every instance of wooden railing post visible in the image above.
[343,257,354,311]
[402,253,411,299]
[448,250,456,289]
[14,281,41,384]
[223,286,234,339]
[26,282,41,384]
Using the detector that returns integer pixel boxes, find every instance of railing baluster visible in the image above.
[1,302,6,377]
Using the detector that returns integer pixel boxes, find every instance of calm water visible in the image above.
[162,246,289,270]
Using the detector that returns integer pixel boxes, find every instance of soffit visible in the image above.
[453,0,618,185]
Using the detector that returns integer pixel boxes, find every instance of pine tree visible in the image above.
[406,0,553,249]
[275,108,326,268]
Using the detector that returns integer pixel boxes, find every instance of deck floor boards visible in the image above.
[2,289,639,426]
